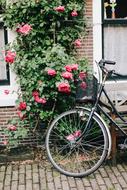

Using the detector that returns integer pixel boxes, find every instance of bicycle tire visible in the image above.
[46,108,109,177]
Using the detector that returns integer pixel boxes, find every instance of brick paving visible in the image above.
[0,161,127,190]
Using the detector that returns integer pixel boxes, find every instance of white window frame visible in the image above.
[93,0,102,79]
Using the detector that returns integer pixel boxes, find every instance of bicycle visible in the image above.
[45,59,127,177]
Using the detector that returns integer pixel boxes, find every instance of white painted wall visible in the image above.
[92,0,102,81]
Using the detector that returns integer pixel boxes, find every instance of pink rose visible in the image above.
[47,69,56,77]
[17,111,26,120]
[4,90,10,95]
[71,64,78,71]
[3,141,8,145]
[61,72,73,80]
[32,91,39,97]
[80,81,87,89]
[71,10,78,17]
[73,130,81,138]
[5,51,16,64]
[18,102,27,111]
[34,96,46,104]
[64,65,72,72]
[18,24,32,35]
[54,6,65,12]
[79,71,87,80]
[58,82,71,93]
[8,125,17,131]
[74,39,82,48]
[66,134,75,141]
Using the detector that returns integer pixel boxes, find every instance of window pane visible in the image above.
[0,28,7,80]
[104,26,127,74]
[104,0,127,19]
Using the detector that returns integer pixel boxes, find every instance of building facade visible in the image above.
[0,0,127,139]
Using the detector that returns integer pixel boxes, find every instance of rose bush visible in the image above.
[1,0,89,146]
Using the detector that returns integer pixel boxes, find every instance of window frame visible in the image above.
[0,21,10,85]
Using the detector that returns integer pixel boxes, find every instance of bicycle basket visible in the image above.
[76,74,98,101]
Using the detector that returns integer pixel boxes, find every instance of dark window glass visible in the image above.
[104,0,127,19]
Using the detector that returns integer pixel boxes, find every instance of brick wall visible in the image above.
[0,0,93,146]
[77,0,93,64]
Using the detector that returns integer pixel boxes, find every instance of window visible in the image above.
[0,5,10,85]
[102,0,127,75]
[104,0,127,20]
[0,2,18,106]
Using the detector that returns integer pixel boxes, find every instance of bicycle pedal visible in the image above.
[119,144,127,150]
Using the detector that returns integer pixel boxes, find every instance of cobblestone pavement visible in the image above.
[1,160,127,190]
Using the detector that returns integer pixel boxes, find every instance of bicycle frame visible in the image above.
[88,69,127,137]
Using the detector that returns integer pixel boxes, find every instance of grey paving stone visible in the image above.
[99,167,108,178]
[32,164,38,173]
[4,174,11,186]
[3,186,10,190]
[11,181,18,190]
[60,174,67,181]
[26,170,32,180]
[82,177,91,187]
[0,172,5,182]
[85,187,93,190]
[6,166,12,175]
[117,176,127,189]
[0,166,6,172]
[46,171,53,182]
[54,176,62,189]
[114,183,123,190]
[89,178,100,190]
[47,182,55,190]
[18,185,25,190]
[103,177,114,189]
[26,164,32,170]
[108,172,118,184]
[33,172,39,184]
[12,171,18,181]
[61,180,70,190]
[99,185,107,190]
[117,164,125,172]
[26,179,32,190]
[112,166,121,177]
[121,171,127,183]
[19,165,25,174]
[39,172,47,190]
[68,177,76,188]
[95,173,105,185]
[0,182,3,190]
[75,179,85,190]
[33,183,40,190]
[39,168,46,179]
[19,173,25,185]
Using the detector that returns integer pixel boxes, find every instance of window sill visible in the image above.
[0,93,18,107]
[103,19,127,25]
[0,70,19,107]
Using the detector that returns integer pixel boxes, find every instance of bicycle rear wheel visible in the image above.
[46,108,109,177]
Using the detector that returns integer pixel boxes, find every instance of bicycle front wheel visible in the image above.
[46,108,109,177]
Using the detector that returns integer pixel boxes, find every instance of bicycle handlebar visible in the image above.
[98,59,127,78]
[99,59,116,66]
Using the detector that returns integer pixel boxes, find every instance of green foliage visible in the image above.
[2,0,88,146]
